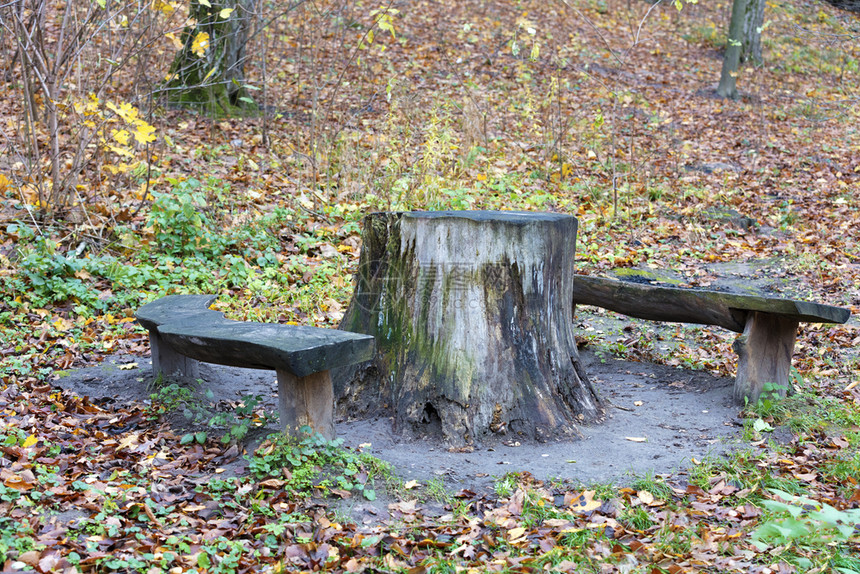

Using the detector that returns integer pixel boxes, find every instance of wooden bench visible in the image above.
[136,295,375,439]
[573,275,851,404]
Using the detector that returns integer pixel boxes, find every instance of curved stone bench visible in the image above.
[136,295,375,439]
[573,275,850,404]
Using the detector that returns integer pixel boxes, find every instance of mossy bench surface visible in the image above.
[135,295,375,438]
[573,275,849,332]
[573,275,850,404]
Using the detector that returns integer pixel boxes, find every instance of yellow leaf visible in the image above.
[569,490,601,513]
[404,480,420,490]
[151,0,174,14]
[219,7,234,18]
[165,32,183,49]
[133,122,157,145]
[191,32,210,57]
[111,129,130,145]
[199,0,211,6]
[561,163,573,177]
[107,144,135,159]
[106,101,140,124]
[202,67,217,82]
[22,434,38,449]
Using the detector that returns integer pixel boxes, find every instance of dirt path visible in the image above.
[56,348,745,492]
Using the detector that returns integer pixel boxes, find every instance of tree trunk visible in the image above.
[164,0,257,115]
[718,0,764,98]
[334,211,603,445]
[741,0,765,65]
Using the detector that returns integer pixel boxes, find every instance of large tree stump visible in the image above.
[335,211,603,444]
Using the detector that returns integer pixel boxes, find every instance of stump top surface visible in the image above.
[404,210,575,224]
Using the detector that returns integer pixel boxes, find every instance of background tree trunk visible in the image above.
[718,0,763,98]
[164,0,256,115]
[334,211,603,445]
[742,0,765,65]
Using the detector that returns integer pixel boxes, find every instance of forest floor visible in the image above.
[1,0,859,571]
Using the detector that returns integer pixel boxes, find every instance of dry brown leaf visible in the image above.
[637,490,655,505]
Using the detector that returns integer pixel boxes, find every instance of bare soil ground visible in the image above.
[55,346,746,491]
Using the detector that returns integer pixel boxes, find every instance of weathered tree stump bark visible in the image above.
[335,211,603,444]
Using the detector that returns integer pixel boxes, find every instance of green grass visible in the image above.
[629,471,674,501]
[248,430,384,501]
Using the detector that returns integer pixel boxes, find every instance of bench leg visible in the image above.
[148,329,200,380]
[732,312,798,405]
[276,369,335,440]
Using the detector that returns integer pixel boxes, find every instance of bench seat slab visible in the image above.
[573,274,850,405]
[157,317,375,378]
[573,275,850,333]
[136,294,220,332]
[136,294,374,438]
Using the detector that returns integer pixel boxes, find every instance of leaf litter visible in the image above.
[2,0,860,570]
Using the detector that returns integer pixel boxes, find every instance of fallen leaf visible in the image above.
[625,437,647,442]
[507,526,527,543]
[404,480,420,489]
[39,554,60,572]
[568,490,601,513]
[17,551,41,567]
[116,432,139,452]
